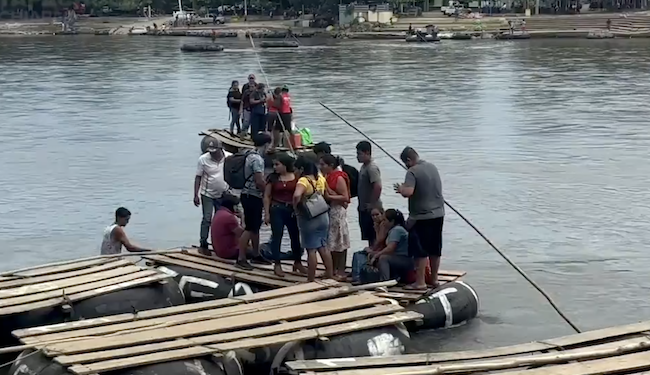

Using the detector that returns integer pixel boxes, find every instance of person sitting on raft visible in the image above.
[351,206,387,284]
[211,194,254,259]
[371,209,413,282]
[352,208,413,284]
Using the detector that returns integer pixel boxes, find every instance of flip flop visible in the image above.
[404,284,429,291]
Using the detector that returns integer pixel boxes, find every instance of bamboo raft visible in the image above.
[286,319,650,375]
[200,129,314,154]
[12,280,422,375]
[0,257,171,316]
[144,248,467,304]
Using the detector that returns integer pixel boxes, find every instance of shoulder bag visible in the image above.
[302,177,329,219]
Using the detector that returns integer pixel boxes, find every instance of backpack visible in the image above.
[224,151,253,189]
[342,164,359,198]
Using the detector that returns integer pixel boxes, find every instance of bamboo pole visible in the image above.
[0,249,189,278]
[340,340,650,375]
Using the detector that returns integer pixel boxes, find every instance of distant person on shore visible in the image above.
[194,139,228,251]
[227,80,242,134]
[240,74,257,135]
[395,147,445,290]
[100,207,152,255]
[356,141,383,248]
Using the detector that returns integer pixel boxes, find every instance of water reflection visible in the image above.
[2,37,650,350]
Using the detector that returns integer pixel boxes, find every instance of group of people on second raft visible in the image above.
[226,73,293,148]
[193,134,445,290]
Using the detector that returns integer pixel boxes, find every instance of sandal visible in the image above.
[404,284,429,291]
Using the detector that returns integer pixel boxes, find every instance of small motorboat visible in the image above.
[180,44,225,52]
[494,32,531,40]
[405,33,440,43]
[128,26,148,35]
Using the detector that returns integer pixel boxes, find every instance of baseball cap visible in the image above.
[252,132,272,147]
[206,139,222,152]
[248,74,256,80]
[313,141,331,154]
[281,84,289,91]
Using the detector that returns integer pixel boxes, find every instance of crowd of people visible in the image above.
[191,130,445,289]
[227,74,293,149]
[100,74,446,290]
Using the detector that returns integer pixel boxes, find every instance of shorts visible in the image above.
[409,217,444,258]
[240,194,263,233]
[266,111,279,132]
[276,113,292,131]
[358,209,376,244]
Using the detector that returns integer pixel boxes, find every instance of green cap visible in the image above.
[282,84,289,91]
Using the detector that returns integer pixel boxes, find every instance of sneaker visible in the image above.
[236,259,254,271]
[251,255,272,265]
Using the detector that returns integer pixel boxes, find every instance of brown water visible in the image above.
[2,36,650,351]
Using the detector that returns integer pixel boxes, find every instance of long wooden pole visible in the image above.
[318,102,582,334]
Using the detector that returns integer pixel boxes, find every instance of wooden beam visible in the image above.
[16,281,337,341]
[0,260,134,290]
[43,293,387,355]
[55,305,404,365]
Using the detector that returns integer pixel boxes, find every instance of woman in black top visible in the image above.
[227,80,242,134]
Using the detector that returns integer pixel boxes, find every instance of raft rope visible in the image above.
[246,33,295,155]
[319,102,582,334]
[0,347,43,369]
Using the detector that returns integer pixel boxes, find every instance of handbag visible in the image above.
[301,177,329,219]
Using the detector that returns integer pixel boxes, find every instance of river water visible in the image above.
[2,36,650,352]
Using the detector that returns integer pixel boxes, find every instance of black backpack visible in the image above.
[224,151,253,189]
[342,164,359,198]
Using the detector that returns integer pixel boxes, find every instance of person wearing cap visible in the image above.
[240,74,257,135]
[237,132,273,270]
[194,139,229,250]
[313,142,342,172]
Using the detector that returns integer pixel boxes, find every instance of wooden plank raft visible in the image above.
[13,281,423,375]
[285,319,650,375]
[145,248,467,304]
[201,128,314,153]
[0,257,173,316]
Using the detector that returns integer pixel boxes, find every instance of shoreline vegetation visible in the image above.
[2,11,650,39]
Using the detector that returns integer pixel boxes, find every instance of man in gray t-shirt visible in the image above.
[395,146,445,290]
[356,141,383,246]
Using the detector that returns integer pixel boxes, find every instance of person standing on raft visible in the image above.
[194,139,228,251]
[356,141,383,248]
[100,207,152,254]
[394,147,445,289]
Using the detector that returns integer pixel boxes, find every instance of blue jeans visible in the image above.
[269,203,302,262]
[241,110,251,133]
[229,107,241,133]
[251,112,266,135]
[351,250,369,283]
[200,195,222,247]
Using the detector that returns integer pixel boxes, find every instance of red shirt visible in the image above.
[280,93,291,114]
[211,207,240,259]
[326,170,350,194]
[270,175,297,204]
[267,96,279,113]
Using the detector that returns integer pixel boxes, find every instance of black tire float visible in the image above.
[9,350,226,375]
[405,280,479,332]
[300,325,410,360]
[0,280,185,375]
[156,265,255,303]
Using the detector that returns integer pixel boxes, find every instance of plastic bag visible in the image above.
[298,127,313,146]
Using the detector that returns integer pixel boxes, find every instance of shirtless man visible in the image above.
[100,207,153,254]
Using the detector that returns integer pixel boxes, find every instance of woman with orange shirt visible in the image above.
[320,154,351,280]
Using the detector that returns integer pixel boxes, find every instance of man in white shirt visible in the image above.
[194,139,229,250]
